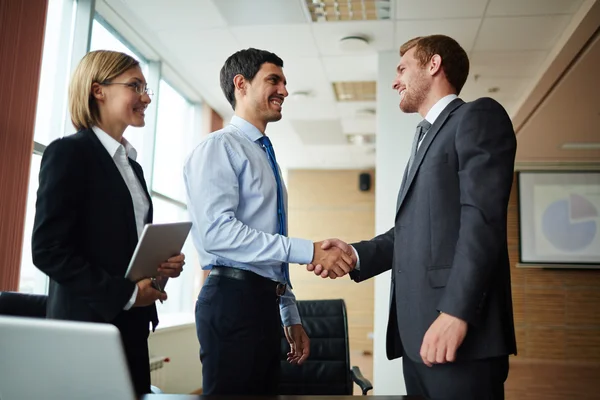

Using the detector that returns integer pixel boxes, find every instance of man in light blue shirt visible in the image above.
[183,48,354,395]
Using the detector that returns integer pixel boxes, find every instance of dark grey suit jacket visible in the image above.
[350,97,518,363]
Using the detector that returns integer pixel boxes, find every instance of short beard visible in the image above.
[399,70,430,114]
[265,109,282,122]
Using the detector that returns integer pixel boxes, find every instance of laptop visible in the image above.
[0,315,135,400]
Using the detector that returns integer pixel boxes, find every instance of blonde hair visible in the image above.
[68,50,140,131]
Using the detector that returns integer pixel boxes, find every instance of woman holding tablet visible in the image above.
[32,50,184,395]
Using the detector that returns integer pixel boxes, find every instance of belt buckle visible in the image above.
[275,283,286,297]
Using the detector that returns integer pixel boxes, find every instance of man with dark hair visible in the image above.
[309,35,517,399]
[184,48,353,395]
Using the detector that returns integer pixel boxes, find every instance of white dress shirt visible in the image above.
[92,126,150,310]
[418,94,458,149]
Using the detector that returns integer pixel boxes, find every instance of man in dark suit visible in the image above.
[309,35,517,399]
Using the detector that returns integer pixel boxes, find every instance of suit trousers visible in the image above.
[113,313,151,395]
[196,274,281,395]
[402,354,509,400]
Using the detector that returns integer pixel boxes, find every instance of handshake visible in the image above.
[308,239,357,279]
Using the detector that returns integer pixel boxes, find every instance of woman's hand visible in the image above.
[157,253,185,278]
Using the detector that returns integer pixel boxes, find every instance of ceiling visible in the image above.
[96,0,599,170]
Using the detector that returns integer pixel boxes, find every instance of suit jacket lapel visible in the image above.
[396,98,464,217]
[130,160,153,223]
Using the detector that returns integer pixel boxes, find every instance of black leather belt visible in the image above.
[209,266,287,297]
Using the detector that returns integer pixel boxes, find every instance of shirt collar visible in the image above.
[92,126,138,160]
[425,94,458,125]
[230,115,265,143]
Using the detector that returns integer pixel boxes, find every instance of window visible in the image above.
[152,80,197,204]
[151,80,203,319]
[18,155,48,294]
[34,0,75,145]
[19,0,77,294]
[152,196,201,316]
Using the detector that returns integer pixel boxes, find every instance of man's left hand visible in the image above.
[420,312,468,367]
[284,324,310,365]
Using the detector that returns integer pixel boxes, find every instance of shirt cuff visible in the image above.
[287,237,314,265]
[352,245,361,270]
[123,285,138,310]
[280,302,302,326]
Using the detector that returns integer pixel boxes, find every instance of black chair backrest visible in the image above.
[0,292,47,318]
[279,299,352,395]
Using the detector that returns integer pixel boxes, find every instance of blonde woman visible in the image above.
[32,50,184,395]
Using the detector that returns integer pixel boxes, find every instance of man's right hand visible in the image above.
[133,278,167,307]
[310,239,356,279]
[308,239,357,279]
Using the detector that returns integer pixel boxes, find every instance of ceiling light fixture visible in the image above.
[339,35,370,52]
[290,90,313,100]
[347,134,376,145]
[355,108,376,118]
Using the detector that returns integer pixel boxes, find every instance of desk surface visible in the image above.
[142,395,424,399]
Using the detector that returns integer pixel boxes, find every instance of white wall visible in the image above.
[372,51,422,395]
[148,324,202,394]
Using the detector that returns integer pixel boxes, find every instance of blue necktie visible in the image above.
[257,136,291,288]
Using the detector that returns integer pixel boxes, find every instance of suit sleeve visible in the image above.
[350,227,395,282]
[437,98,516,324]
[32,138,136,321]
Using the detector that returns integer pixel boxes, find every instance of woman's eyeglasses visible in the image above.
[100,81,154,96]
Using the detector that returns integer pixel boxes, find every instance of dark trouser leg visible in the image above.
[402,355,428,397]
[196,276,281,395]
[402,354,509,400]
[118,321,151,395]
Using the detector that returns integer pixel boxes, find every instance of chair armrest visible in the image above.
[351,366,373,395]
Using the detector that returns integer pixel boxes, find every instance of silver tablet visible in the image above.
[124,222,192,286]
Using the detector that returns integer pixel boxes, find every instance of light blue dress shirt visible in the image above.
[183,115,314,326]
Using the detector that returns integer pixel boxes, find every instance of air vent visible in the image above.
[305,0,391,22]
[332,81,376,102]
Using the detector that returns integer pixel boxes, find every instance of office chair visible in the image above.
[0,291,163,395]
[0,291,47,317]
[279,299,373,395]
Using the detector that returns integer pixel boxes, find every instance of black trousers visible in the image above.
[196,274,282,395]
[113,313,151,396]
[402,354,509,400]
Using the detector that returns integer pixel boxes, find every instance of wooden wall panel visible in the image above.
[287,169,375,354]
[506,174,600,399]
[0,0,48,291]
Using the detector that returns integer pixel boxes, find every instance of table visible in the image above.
[142,395,424,400]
